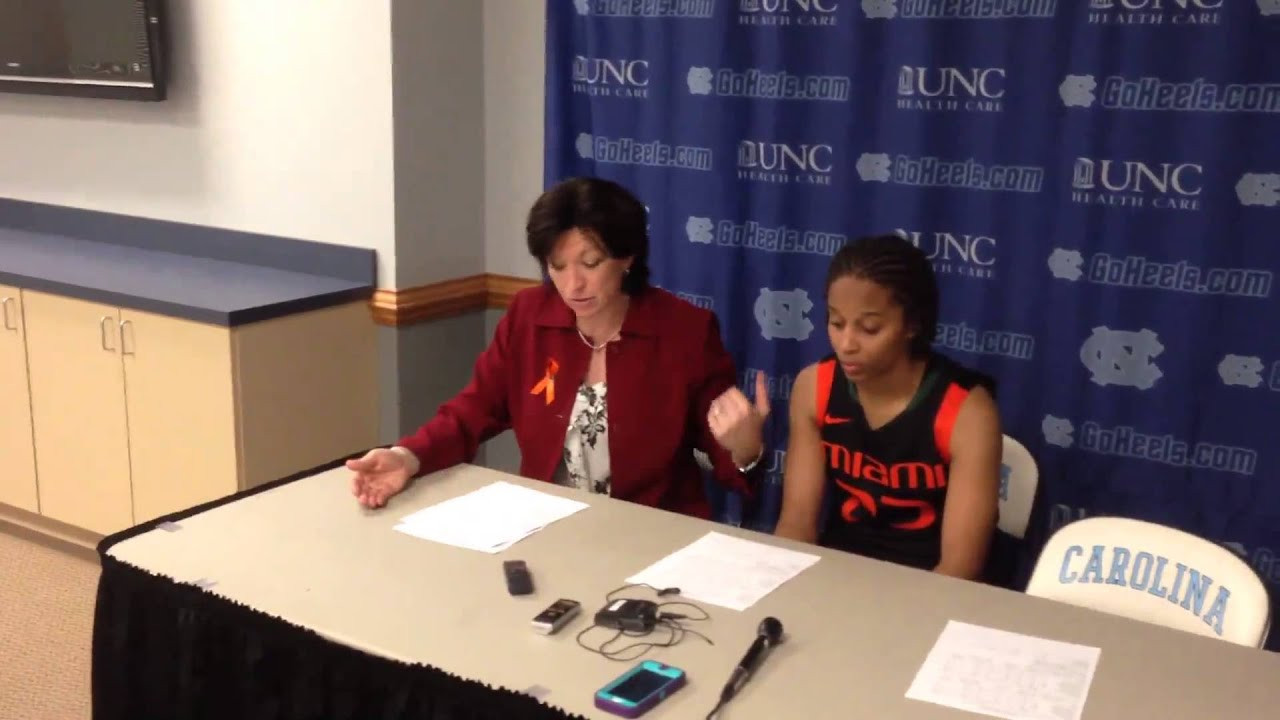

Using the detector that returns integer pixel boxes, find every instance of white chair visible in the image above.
[998,434,1038,539]
[1026,516,1272,648]
[693,448,713,472]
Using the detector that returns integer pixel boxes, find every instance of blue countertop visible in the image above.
[0,199,376,327]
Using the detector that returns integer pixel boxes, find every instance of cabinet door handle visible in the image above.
[1,297,15,331]
[119,319,135,355]
[100,316,117,352]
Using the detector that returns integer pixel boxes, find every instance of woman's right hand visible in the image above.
[347,447,417,508]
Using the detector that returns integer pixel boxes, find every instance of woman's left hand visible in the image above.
[708,370,771,467]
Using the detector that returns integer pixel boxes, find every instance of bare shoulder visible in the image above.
[790,362,819,418]
[954,384,1001,444]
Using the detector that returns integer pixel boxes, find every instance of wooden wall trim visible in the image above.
[369,273,541,327]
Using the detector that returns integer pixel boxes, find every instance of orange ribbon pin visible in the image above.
[530,358,559,405]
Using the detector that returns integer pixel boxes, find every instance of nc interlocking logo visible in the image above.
[1042,415,1075,448]
[754,288,814,340]
[1218,353,1280,392]
[1047,248,1085,281]
[1059,75,1097,108]
[1079,326,1164,390]
[1236,173,1280,207]
[1218,354,1266,388]
[856,153,892,182]
[687,67,714,95]
[686,217,714,244]
[861,0,896,16]
[860,0,1057,19]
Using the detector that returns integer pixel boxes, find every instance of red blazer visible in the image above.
[397,283,758,518]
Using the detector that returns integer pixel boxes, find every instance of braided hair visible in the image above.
[825,233,938,358]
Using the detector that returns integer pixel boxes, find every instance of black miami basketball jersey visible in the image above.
[814,352,995,570]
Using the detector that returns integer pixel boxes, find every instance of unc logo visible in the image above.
[1047,248,1085,281]
[855,153,892,182]
[1218,354,1265,388]
[1079,327,1164,390]
[1261,0,1280,17]
[754,288,814,341]
[575,133,595,160]
[687,67,714,95]
[574,0,590,14]
[686,216,714,244]
[1042,415,1075,448]
[1059,75,1097,108]
[1235,173,1280,207]
[861,0,897,18]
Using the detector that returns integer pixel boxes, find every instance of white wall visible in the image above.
[391,0,485,289]
[483,0,545,280]
[0,0,398,285]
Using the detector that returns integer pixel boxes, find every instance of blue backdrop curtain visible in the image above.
[544,0,1280,648]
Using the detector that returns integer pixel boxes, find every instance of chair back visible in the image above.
[1026,516,1272,647]
[998,434,1038,539]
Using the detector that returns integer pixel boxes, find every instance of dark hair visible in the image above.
[525,177,651,295]
[826,233,938,357]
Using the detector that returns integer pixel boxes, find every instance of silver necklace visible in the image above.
[577,327,619,352]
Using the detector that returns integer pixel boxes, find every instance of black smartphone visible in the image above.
[503,560,534,596]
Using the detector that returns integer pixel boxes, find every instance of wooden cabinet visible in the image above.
[0,285,39,513]
[120,308,238,525]
[23,291,134,534]
[5,287,377,537]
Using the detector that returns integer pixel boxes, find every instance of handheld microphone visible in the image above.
[719,617,784,705]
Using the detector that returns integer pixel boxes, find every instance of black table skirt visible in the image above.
[91,454,588,720]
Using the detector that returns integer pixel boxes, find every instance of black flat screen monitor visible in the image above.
[0,0,166,101]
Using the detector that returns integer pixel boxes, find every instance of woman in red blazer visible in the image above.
[348,177,769,518]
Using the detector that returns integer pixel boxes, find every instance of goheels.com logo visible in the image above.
[860,0,1057,19]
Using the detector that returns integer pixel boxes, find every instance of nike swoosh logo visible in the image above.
[823,414,851,425]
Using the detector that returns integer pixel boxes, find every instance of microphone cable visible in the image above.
[574,583,713,661]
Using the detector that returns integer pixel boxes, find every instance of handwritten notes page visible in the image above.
[625,531,820,611]
[906,621,1101,720]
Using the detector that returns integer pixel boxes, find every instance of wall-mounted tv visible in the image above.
[0,0,166,101]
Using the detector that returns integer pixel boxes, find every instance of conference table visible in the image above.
[92,456,1280,719]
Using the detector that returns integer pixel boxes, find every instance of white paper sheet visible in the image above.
[393,481,589,553]
[905,621,1101,720]
[624,531,820,611]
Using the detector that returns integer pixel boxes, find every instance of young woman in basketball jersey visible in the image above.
[774,234,1002,580]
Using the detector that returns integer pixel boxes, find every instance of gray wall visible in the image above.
[0,0,546,474]
[379,309,520,472]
